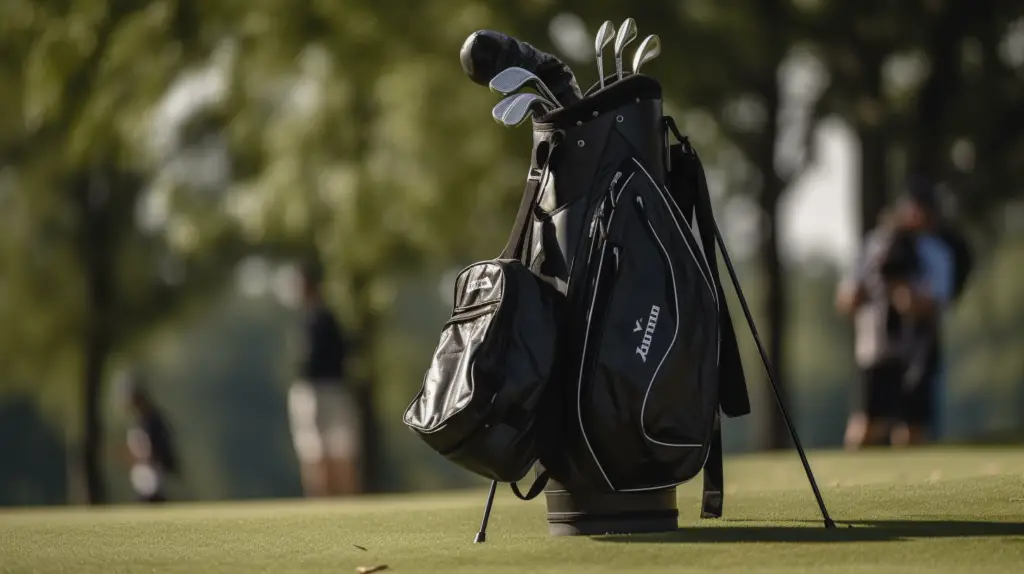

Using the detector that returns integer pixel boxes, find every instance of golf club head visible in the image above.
[632,34,661,75]
[488,66,561,105]
[500,93,553,127]
[491,94,522,124]
[613,18,638,80]
[489,66,538,95]
[594,21,616,89]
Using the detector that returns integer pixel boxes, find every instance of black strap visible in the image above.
[665,116,750,520]
[701,414,724,519]
[500,142,556,262]
[668,126,750,419]
[499,175,543,261]
[695,160,750,418]
[510,470,549,501]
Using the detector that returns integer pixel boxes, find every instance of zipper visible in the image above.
[569,167,638,492]
[569,164,630,487]
[573,234,617,491]
[447,302,499,324]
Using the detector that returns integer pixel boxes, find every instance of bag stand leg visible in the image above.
[474,480,498,543]
[712,228,837,529]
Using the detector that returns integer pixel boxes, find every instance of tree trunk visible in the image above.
[349,272,382,494]
[907,1,970,179]
[82,316,111,505]
[77,170,115,505]
[757,0,790,450]
[859,126,888,236]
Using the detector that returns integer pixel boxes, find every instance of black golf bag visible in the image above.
[403,29,833,541]
[521,73,754,498]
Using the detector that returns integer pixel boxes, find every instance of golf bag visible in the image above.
[405,72,750,502]
[521,76,753,505]
[404,28,834,541]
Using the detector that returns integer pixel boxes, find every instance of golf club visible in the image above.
[491,92,554,126]
[594,21,616,90]
[632,34,661,76]
[460,30,584,104]
[491,93,524,124]
[489,66,561,107]
[499,93,555,127]
[613,18,638,81]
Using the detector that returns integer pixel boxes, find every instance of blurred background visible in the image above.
[1,0,1022,507]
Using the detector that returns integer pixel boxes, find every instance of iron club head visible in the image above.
[613,18,638,81]
[491,94,521,124]
[632,34,661,76]
[488,66,561,107]
[498,93,555,127]
[594,21,616,90]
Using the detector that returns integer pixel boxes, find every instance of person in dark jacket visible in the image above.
[287,263,362,497]
[122,373,179,503]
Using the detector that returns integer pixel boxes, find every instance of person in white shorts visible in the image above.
[288,264,362,497]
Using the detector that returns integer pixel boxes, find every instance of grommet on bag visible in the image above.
[577,140,585,148]
[576,121,583,126]
[592,111,599,118]
[616,115,624,123]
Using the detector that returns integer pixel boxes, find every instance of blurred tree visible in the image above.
[0,0,248,504]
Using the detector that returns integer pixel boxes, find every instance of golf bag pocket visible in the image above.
[403,258,562,483]
[569,157,720,491]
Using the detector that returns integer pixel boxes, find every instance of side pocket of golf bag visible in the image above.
[566,148,721,492]
[403,258,562,483]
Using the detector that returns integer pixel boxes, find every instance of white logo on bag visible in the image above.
[635,305,660,363]
[466,277,493,292]
[633,320,643,333]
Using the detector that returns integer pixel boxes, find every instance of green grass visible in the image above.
[2,447,1023,573]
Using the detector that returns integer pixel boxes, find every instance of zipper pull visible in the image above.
[588,200,606,238]
[608,171,623,206]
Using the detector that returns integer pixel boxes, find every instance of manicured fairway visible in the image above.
[2,447,1023,573]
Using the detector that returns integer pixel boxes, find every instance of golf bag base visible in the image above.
[544,480,678,536]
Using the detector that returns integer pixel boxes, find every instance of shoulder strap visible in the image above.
[665,118,751,418]
[664,117,748,520]
[499,175,543,261]
[500,141,557,261]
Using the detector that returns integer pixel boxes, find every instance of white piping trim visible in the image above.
[631,158,721,364]
[637,209,703,449]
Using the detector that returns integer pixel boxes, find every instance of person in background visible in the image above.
[836,178,955,448]
[122,371,179,503]
[287,263,362,497]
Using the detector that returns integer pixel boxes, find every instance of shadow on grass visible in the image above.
[593,520,1024,544]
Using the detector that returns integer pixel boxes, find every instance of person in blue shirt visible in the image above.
[836,180,955,448]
